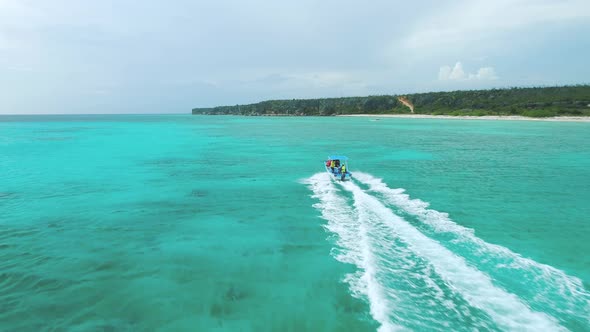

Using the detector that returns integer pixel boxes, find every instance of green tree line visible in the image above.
[192,85,590,117]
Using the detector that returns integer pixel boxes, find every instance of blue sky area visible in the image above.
[1,0,589,114]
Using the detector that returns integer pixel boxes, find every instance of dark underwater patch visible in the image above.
[224,284,248,302]
[0,192,16,199]
[189,190,208,197]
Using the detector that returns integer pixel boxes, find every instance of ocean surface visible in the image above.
[1,114,589,331]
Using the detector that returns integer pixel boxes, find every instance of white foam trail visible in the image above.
[303,173,400,332]
[354,171,590,324]
[340,179,564,331]
[305,174,483,331]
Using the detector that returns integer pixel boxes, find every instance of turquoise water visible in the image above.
[1,114,589,331]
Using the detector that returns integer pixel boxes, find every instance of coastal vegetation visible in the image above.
[192,85,590,117]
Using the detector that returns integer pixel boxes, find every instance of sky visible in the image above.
[1,0,589,114]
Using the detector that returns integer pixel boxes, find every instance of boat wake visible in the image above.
[304,172,589,331]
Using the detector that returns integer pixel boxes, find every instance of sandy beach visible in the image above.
[340,114,590,122]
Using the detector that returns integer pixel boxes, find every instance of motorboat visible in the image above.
[324,155,352,181]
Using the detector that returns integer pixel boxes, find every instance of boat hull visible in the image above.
[324,165,352,181]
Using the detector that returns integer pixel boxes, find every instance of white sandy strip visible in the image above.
[339,114,590,122]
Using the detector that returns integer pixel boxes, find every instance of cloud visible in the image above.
[5,64,34,72]
[438,62,466,80]
[403,0,590,51]
[470,67,498,80]
[439,62,497,81]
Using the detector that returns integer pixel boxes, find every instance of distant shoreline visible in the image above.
[339,114,590,122]
[192,85,590,118]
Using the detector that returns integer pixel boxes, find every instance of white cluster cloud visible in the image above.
[439,62,497,81]
[471,67,498,80]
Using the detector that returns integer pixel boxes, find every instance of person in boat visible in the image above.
[340,164,347,180]
[330,160,336,173]
[325,159,331,169]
